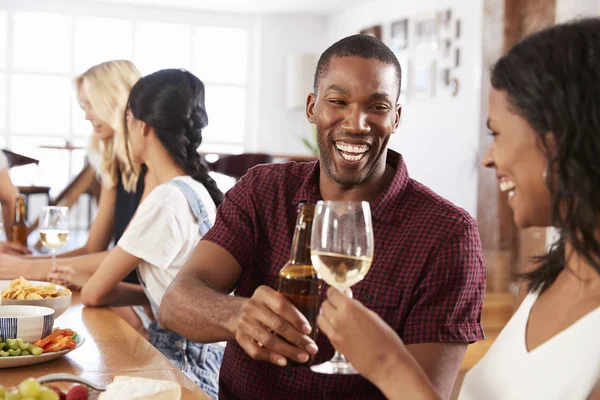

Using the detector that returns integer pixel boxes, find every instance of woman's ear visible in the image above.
[141,121,153,138]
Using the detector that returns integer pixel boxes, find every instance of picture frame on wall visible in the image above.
[444,39,452,57]
[441,9,452,28]
[414,13,440,51]
[391,19,409,52]
[413,58,436,99]
[395,55,410,104]
[442,68,450,86]
[360,24,382,40]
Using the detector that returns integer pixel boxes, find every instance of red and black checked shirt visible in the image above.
[203,149,486,399]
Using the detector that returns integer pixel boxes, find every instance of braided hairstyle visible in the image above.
[127,69,223,206]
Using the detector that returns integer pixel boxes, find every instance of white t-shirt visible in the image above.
[0,151,8,172]
[117,176,216,308]
[459,291,600,400]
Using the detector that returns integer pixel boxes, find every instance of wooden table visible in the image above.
[2,293,211,399]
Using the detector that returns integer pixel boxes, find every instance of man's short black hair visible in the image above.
[314,34,402,101]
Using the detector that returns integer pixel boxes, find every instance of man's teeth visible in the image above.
[508,190,515,199]
[335,142,369,154]
[499,180,516,192]
[340,152,365,161]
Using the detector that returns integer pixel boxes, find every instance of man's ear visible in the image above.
[393,104,402,133]
[306,93,317,123]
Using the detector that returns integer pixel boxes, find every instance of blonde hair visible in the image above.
[74,60,142,192]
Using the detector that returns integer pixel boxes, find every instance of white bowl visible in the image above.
[0,305,55,343]
[0,280,72,318]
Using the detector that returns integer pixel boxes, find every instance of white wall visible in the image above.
[556,0,600,22]
[251,14,327,156]
[326,0,483,217]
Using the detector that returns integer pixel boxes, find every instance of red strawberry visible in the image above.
[66,385,88,400]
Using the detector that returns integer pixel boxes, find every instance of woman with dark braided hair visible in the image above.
[80,69,223,398]
[312,19,600,400]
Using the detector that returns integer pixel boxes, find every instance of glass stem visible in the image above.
[331,286,353,367]
[330,351,351,365]
[51,249,56,271]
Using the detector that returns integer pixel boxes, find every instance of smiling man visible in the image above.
[158,35,486,400]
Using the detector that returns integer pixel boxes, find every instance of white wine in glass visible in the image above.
[310,200,374,374]
[39,206,69,270]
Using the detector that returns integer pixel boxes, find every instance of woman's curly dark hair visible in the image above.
[126,69,223,207]
[491,18,600,292]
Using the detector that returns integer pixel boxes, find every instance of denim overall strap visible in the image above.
[134,178,222,399]
[168,179,212,236]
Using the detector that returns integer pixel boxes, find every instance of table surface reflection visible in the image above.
[1,293,210,399]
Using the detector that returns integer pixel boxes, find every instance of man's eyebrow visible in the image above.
[370,92,392,100]
[324,85,349,95]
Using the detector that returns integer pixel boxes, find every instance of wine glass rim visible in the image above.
[316,200,369,206]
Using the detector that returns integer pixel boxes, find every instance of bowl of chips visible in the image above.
[0,305,55,343]
[1,277,72,318]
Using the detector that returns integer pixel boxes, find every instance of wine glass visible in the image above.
[310,200,374,374]
[39,206,69,271]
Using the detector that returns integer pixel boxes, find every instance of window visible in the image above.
[10,74,72,135]
[13,12,72,73]
[0,11,7,68]
[134,22,192,74]
[0,6,249,226]
[74,17,133,73]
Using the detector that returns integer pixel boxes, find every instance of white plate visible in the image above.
[0,334,84,369]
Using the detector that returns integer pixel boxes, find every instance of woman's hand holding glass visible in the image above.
[309,200,374,374]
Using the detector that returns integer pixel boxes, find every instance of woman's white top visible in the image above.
[117,176,216,307]
[459,291,600,400]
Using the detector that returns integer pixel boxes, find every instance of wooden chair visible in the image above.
[2,149,38,168]
[206,153,274,181]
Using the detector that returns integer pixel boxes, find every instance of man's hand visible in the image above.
[235,285,319,367]
[0,241,31,256]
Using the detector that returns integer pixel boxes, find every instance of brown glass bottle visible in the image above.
[11,196,28,247]
[277,203,323,366]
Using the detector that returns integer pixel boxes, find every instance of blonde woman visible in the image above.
[0,61,155,334]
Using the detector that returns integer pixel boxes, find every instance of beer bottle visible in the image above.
[11,196,28,247]
[277,203,322,366]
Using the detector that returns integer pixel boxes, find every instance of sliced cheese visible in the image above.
[99,376,181,400]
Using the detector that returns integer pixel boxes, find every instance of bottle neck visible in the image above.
[288,214,313,265]
[14,199,25,224]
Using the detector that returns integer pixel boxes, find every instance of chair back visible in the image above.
[207,153,274,180]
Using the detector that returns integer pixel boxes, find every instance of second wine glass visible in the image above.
[39,206,70,271]
[310,200,374,374]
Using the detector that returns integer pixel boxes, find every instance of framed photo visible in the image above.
[444,39,452,57]
[360,25,382,40]
[442,68,450,86]
[395,55,410,104]
[391,19,409,52]
[413,58,436,99]
[414,13,440,51]
[440,9,452,28]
